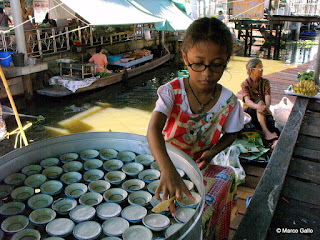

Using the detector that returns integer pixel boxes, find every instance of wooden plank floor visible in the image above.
[229,61,312,239]
[268,100,320,239]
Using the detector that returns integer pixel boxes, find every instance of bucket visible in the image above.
[12,53,25,67]
[0,51,13,67]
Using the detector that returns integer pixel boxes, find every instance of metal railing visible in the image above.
[0,24,160,57]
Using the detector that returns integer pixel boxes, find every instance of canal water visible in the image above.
[1,43,317,155]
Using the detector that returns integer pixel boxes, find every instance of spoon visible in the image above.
[152,196,176,213]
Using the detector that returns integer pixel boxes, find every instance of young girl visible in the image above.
[241,58,279,149]
[147,17,244,239]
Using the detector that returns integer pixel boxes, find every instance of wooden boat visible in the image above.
[37,53,171,97]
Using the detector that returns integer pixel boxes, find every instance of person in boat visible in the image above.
[217,10,225,21]
[88,46,109,75]
[147,17,244,240]
[241,58,280,149]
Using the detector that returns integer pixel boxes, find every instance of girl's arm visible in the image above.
[196,132,238,170]
[147,111,194,214]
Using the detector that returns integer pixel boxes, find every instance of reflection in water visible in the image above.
[281,43,318,64]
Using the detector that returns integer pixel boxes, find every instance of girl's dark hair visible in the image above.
[182,17,233,59]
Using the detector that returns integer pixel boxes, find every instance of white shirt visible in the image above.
[154,78,244,133]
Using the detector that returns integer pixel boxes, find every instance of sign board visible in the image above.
[232,0,264,19]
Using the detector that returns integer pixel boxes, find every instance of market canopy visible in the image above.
[58,0,164,25]
[128,0,194,31]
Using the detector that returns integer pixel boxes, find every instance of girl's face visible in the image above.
[250,62,263,81]
[182,41,229,91]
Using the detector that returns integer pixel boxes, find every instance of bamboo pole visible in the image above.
[0,66,28,146]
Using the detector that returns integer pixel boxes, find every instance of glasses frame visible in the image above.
[186,59,227,73]
[252,67,264,72]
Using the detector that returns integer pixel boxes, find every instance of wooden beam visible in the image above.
[233,97,309,240]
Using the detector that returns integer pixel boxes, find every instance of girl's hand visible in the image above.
[155,167,195,216]
[196,149,215,170]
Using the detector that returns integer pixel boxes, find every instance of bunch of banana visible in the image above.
[292,80,319,96]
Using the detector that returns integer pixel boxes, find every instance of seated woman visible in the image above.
[241,58,280,149]
[88,46,108,74]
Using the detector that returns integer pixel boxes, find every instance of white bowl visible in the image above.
[121,162,144,177]
[121,205,147,223]
[80,150,99,161]
[84,159,103,170]
[122,179,145,193]
[62,161,83,172]
[103,159,123,171]
[100,237,121,240]
[147,180,159,194]
[138,169,160,183]
[60,172,82,185]
[117,151,136,162]
[73,221,102,240]
[21,165,42,176]
[142,213,170,231]
[60,152,79,163]
[42,166,63,179]
[102,217,129,237]
[0,201,25,216]
[52,198,77,215]
[135,154,155,166]
[69,205,96,223]
[1,215,29,234]
[128,191,152,206]
[40,158,60,168]
[24,174,47,188]
[79,192,103,206]
[12,229,41,240]
[177,191,201,208]
[29,208,56,226]
[104,171,126,185]
[174,207,196,223]
[0,184,13,198]
[88,180,111,193]
[43,237,65,240]
[11,186,34,202]
[65,183,88,199]
[164,223,184,238]
[27,194,53,210]
[40,180,63,196]
[83,169,104,182]
[183,179,194,191]
[46,218,75,237]
[150,161,160,171]
[4,173,26,186]
[96,202,122,220]
[100,148,118,160]
[103,188,128,204]
[122,225,152,240]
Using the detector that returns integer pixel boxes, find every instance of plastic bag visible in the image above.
[0,103,8,141]
[212,146,246,186]
[270,97,294,131]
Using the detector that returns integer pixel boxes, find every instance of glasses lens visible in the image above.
[209,64,226,73]
[190,63,206,72]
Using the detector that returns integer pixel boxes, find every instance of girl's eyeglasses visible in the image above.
[187,59,227,73]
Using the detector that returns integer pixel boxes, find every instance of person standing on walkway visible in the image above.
[20,0,34,53]
[241,58,279,149]
[147,17,244,240]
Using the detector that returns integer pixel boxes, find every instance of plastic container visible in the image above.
[11,53,25,67]
[0,51,13,67]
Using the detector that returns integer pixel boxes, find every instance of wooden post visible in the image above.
[0,66,28,146]
[22,74,33,100]
[314,37,320,85]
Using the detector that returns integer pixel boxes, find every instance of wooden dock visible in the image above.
[229,61,313,239]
